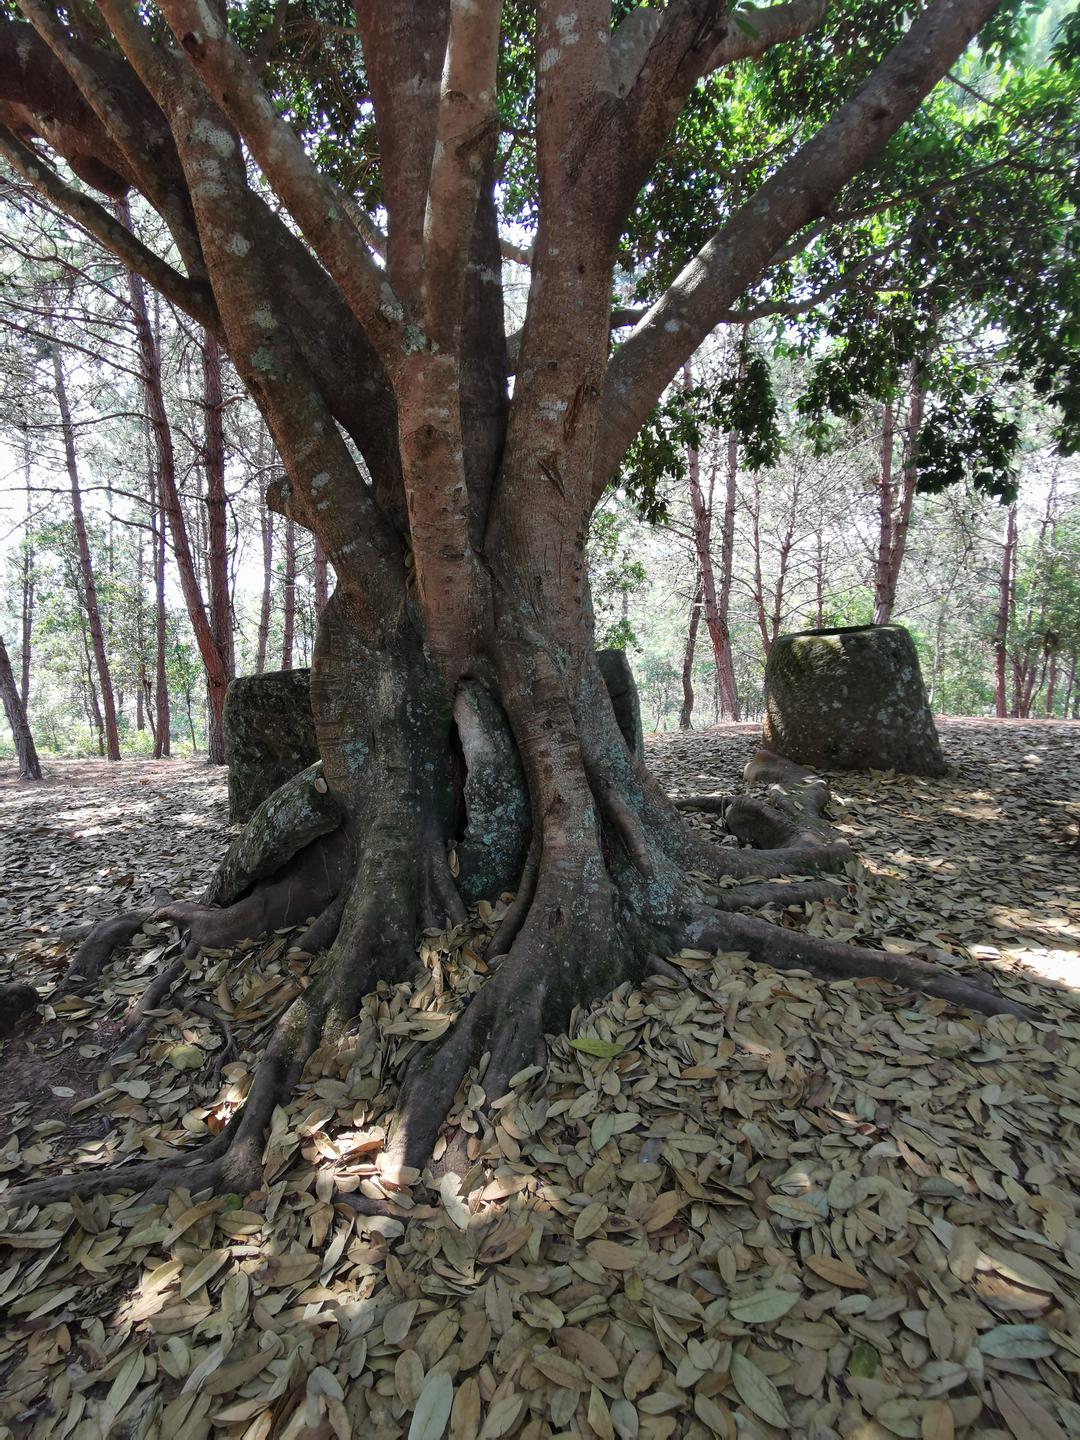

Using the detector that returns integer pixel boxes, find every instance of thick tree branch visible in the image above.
[93,0,403,600]
[694,0,830,79]
[155,0,406,370]
[421,0,501,349]
[593,0,1004,500]
[12,2,206,281]
[0,125,217,331]
[353,1,449,306]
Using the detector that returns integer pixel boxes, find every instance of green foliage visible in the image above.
[916,395,1020,501]
[620,342,780,521]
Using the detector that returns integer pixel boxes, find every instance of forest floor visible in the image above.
[0,720,1079,1440]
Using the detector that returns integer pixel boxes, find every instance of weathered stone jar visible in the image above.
[762,623,946,776]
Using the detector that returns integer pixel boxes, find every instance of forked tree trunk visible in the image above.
[52,343,121,761]
[0,633,42,781]
[3,0,1018,1211]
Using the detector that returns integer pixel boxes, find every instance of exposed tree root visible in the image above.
[203,763,341,908]
[3,703,1035,1218]
[0,982,40,1038]
[684,909,1029,1018]
[188,998,238,1084]
[674,791,731,815]
[58,911,155,995]
[705,878,848,912]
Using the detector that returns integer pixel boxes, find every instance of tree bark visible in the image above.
[151,468,170,758]
[873,367,923,626]
[281,517,296,671]
[202,331,234,763]
[679,581,701,729]
[118,201,230,760]
[52,342,121,761]
[684,368,740,719]
[995,503,1017,718]
[19,427,33,712]
[314,537,329,617]
[0,633,42,780]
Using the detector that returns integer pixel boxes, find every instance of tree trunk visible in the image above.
[873,370,924,627]
[684,367,740,719]
[151,469,171,758]
[1062,652,1076,720]
[0,633,42,780]
[52,343,121,761]
[314,537,329,616]
[814,524,826,628]
[678,581,701,729]
[995,503,1017,718]
[118,201,230,759]
[281,517,296,670]
[749,472,772,658]
[202,331,234,763]
[872,401,896,625]
[5,0,1022,1212]
[19,428,34,713]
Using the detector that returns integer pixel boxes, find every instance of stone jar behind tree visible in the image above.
[762,623,946,776]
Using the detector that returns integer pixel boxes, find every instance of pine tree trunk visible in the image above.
[684,368,740,719]
[995,503,1017,718]
[314,538,329,616]
[0,633,42,781]
[281,517,296,670]
[1045,652,1058,717]
[151,470,171,758]
[20,429,33,713]
[52,343,121,761]
[118,201,230,757]
[135,526,146,733]
[678,582,701,730]
[202,332,234,763]
[814,525,826,628]
[255,428,274,674]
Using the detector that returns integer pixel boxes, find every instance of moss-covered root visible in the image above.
[204,762,342,908]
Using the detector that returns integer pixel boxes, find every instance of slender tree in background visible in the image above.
[150,468,171,757]
[118,200,234,762]
[994,503,1017,718]
[19,425,34,712]
[678,579,702,729]
[0,0,1056,1198]
[201,332,234,760]
[683,364,741,721]
[0,632,41,781]
[254,425,274,675]
[51,341,121,761]
[280,517,296,672]
[873,364,926,625]
[313,538,329,619]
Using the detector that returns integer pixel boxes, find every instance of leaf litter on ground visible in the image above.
[0,720,1079,1439]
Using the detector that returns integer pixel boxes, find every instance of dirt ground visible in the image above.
[1,720,1078,1440]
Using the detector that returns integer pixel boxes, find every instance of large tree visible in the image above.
[0,0,1035,1201]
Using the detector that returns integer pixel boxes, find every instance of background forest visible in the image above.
[0,0,1077,760]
